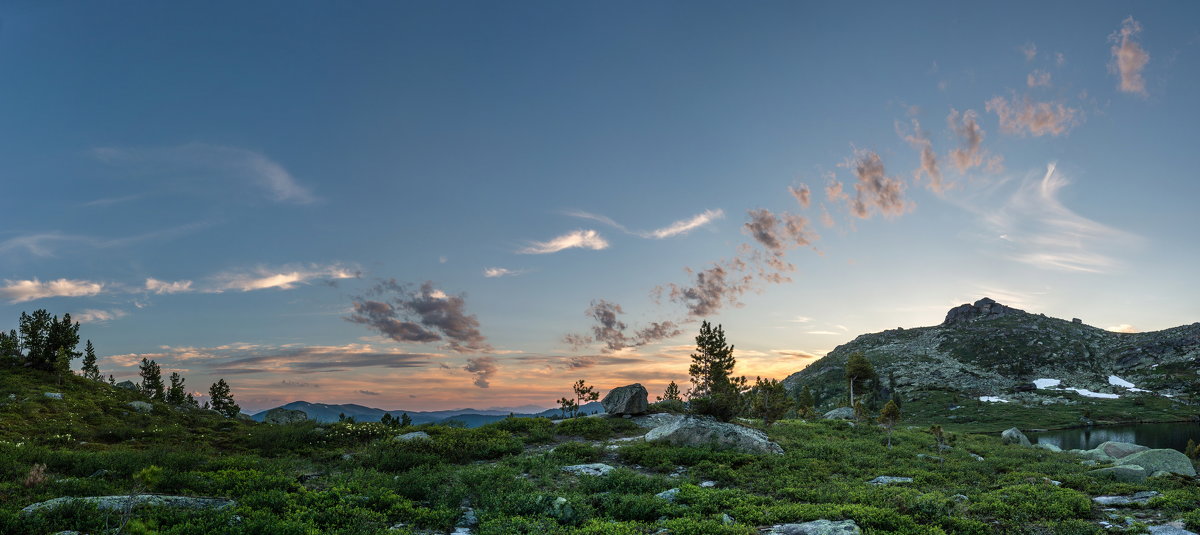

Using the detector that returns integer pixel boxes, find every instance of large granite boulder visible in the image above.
[23,495,235,516]
[822,407,856,420]
[395,431,431,441]
[561,463,615,476]
[1117,449,1196,477]
[115,380,139,391]
[601,384,648,416]
[1001,427,1031,447]
[263,408,308,425]
[645,416,783,455]
[763,520,862,535]
[1097,441,1150,460]
[1089,465,1149,483]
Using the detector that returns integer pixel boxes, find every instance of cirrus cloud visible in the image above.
[0,278,104,303]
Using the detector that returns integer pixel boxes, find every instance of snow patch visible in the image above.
[1033,378,1061,389]
[1062,388,1120,399]
[1108,375,1135,388]
[978,396,1009,403]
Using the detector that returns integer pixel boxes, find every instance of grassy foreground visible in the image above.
[2,369,1199,534]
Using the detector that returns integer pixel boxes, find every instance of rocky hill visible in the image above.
[783,298,1200,425]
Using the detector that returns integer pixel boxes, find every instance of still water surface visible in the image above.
[1031,421,1200,452]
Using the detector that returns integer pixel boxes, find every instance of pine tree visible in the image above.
[879,399,901,448]
[794,384,816,417]
[572,379,599,417]
[53,347,71,385]
[80,340,102,381]
[844,352,876,407]
[208,379,240,418]
[657,381,682,402]
[139,359,165,400]
[687,321,746,422]
[747,377,792,426]
[0,329,19,359]
[557,396,578,419]
[400,413,412,427]
[380,413,395,427]
[165,372,187,406]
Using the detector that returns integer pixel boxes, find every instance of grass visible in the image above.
[2,366,1199,534]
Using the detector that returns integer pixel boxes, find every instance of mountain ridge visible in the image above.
[250,400,606,426]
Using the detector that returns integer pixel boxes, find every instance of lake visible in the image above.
[1031,421,1200,452]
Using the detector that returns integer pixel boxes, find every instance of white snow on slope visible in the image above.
[978,396,1009,403]
[1108,375,1134,388]
[1033,378,1061,389]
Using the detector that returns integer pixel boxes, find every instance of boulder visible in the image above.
[1093,491,1160,506]
[22,495,235,516]
[655,488,680,503]
[1116,449,1196,477]
[645,416,783,455]
[263,408,308,425]
[561,463,615,476]
[821,407,856,420]
[943,297,1022,326]
[1001,427,1031,446]
[43,392,62,400]
[601,384,649,416]
[867,476,913,486]
[1033,443,1061,453]
[763,519,862,535]
[395,431,431,441]
[534,496,580,525]
[1146,526,1199,535]
[116,380,139,391]
[127,401,153,413]
[1097,441,1150,460]
[1089,465,1148,483]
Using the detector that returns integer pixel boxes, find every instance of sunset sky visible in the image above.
[2,2,1199,412]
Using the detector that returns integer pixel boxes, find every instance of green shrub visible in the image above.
[555,417,616,440]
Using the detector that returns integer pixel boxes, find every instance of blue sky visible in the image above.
[2,1,1198,411]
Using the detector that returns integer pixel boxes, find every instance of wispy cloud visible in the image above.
[665,257,755,318]
[788,185,811,208]
[211,264,359,292]
[0,278,104,303]
[1109,16,1150,96]
[347,280,491,353]
[1020,42,1037,61]
[1027,70,1052,88]
[483,267,525,278]
[74,308,128,324]
[145,278,194,294]
[897,118,945,193]
[946,108,1001,174]
[1107,324,1139,333]
[519,229,609,254]
[986,94,1081,137]
[771,349,820,359]
[566,209,724,240]
[842,149,910,219]
[464,356,498,388]
[92,143,317,204]
[106,343,438,375]
[743,209,818,254]
[0,221,214,259]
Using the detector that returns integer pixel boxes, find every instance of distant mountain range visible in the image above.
[250,400,606,427]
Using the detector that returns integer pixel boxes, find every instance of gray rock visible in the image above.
[1033,442,1061,452]
[763,519,862,535]
[721,513,735,525]
[116,380,139,391]
[1093,491,1160,506]
[263,407,308,425]
[645,416,783,455]
[1096,441,1149,460]
[951,494,969,502]
[1081,460,1098,466]
[127,401,153,413]
[601,384,649,416]
[943,297,1021,326]
[969,453,985,461]
[561,463,615,476]
[867,476,913,486]
[1001,427,1031,446]
[43,392,62,400]
[1147,526,1198,535]
[1089,465,1149,483]
[456,507,478,528]
[916,454,942,462]
[655,488,680,503]
[700,480,717,488]
[822,407,856,420]
[395,431,431,441]
[535,496,579,524]
[22,495,236,516]
[1116,449,1197,477]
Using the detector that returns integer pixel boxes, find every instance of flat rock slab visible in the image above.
[1093,491,1160,506]
[1097,441,1150,460]
[821,407,855,420]
[645,416,783,455]
[867,476,913,486]
[1147,526,1199,535]
[22,495,236,516]
[762,519,862,535]
[1089,465,1148,483]
[395,431,431,441]
[561,463,615,476]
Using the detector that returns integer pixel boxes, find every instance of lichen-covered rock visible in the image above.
[655,488,680,502]
[22,495,235,516]
[561,463,615,476]
[263,408,308,425]
[1096,441,1149,460]
[1033,442,1061,452]
[601,384,648,416]
[395,431,431,441]
[763,519,862,535]
[821,407,855,420]
[1001,427,1031,446]
[1093,491,1160,506]
[1089,464,1148,483]
[43,392,62,400]
[116,380,139,391]
[645,416,783,454]
[1116,449,1196,477]
[127,401,152,413]
[867,476,913,486]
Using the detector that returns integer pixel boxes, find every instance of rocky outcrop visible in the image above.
[762,520,862,535]
[867,476,913,486]
[263,407,308,425]
[1088,465,1151,483]
[943,297,1023,326]
[644,416,783,455]
[561,463,615,476]
[821,407,855,420]
[116,380,139,391]
[1001,427,1031,446]
[127,401,153,413]
[601,384,649,416]
[22,494,235,516]
[1093,491,1160,506]
[395,431,431,441]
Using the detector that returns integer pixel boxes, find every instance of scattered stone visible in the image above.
[645,416,783,455]
[561,463,615,476]
[601,384,649,416]
[456,507,478,528]
[43,392,62,400]
[762,519,862,534]
[22,495,235,516]
[1033,443,1061,452]
[1001,427,1030,447]
[700,481,717,488]
[655,488,680,503]
[1093,491,1161,506]
[395,431,431,441]
[127,401,153,413]
[535,496,579,525]
[263,408,308,425]
[1147,526,1198,535]
[721,513,735,525]
[821,407,856,420]
[951,494,969,502]
[88,469,110,478]
[867,476,913,486]
[1081,460,1098,466]
[969,453,985,462]
[116,380,139,391]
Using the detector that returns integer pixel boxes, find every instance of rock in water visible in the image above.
[127,401,153,413]
[1001,427,1031,446]
[22,495,235,516]
[645,416,783,454]
[263,408,308,425]
[763,519,862,535]
[821,407,856,420]
[601,384,648,416]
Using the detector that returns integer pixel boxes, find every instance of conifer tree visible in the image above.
[139,358,165,400]
[794,384,816,417]
[747,377,792,426]
[0,329,19,359]
[844,352,876,407]
[208,379,240,418]
[53,347,72,385]
[879,399,901,448]
[657,381,682,402]
[81,340,102,381]
[687,321,747,422]
[381,413,395,427]
[400,413,412,427]
[166,372,187,405]
[572,379,599,417]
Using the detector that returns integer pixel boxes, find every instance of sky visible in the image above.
[2,1,1199,413]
